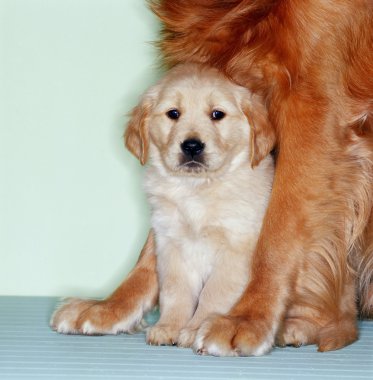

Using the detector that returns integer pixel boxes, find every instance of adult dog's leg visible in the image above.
[276,271,358,351]
[358,208,373,318]
[51,230,158,334]
[279,155,373,350]
[277,123,373,349]
[195,97,373,356]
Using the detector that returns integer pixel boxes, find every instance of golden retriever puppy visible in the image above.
[138,64,273,349]
[51,64,274,353]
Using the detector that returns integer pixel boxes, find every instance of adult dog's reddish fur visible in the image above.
[52,0,373,354]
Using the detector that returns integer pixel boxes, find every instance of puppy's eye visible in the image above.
[211,110,226,121]
[166,109,180,120]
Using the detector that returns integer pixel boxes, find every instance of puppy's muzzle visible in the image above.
[180,139,205,158]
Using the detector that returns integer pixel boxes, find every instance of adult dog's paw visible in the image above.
[50,298,144,335]
[194,315,275,356]
[317,319,358,352]
[276,318,312,348]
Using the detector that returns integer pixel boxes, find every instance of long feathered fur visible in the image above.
[50,0,373,355]
[150,0,373,351]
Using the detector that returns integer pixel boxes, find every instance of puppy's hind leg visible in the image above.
[50,230,158,335]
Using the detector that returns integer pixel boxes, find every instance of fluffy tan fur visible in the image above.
[51,65,274,354]
[51,0,373,356]
[136,64,273,350]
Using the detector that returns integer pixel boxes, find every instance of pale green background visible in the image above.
[0,0,162,297]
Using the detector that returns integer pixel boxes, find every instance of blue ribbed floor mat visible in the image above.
[0,297,372,379]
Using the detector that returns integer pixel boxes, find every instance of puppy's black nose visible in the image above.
[180,139,205,157]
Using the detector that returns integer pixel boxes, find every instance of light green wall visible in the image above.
[0,0,163,297]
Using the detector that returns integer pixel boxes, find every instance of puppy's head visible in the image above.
[125,64,275,176]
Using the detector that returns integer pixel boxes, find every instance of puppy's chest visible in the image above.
[149,180,258,249]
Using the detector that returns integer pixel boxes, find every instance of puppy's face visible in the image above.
[150,75,253,177]
[125,64,275,175]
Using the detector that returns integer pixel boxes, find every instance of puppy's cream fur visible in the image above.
[127,64,274,348]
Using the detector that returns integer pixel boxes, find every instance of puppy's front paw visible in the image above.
[50,297,144,335]
[146,324,181,346]
[178,326,198,348]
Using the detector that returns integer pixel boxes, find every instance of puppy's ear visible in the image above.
[125,97,153,165]
[243,95,276,167]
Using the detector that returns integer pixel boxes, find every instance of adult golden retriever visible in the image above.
[51,0,373,355]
